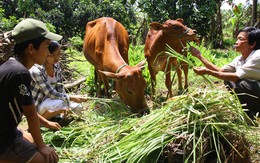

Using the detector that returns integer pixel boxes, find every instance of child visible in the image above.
[0,18,61,163]
[30,41,87,120]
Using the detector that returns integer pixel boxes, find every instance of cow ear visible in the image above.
[86,20,97,32]
[176,18,184,23]
[87,20,97,28]
[99,70,124,80]
[149,22,164,30]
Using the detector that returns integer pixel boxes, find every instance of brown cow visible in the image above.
[83,17,149,114]
[144,18,198,98]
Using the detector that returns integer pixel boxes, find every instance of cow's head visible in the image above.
[99,60,150,115]
[149,18,199,43]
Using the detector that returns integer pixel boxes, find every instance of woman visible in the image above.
[30,41,87,120]
[190,27,260,119]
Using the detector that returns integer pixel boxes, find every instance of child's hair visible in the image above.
[14,36,46,58]
[48,41,60,54]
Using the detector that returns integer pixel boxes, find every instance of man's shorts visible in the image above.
[0,130,37,163]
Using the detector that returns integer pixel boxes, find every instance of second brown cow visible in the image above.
[83,17,149,114]
[145,18,198,97]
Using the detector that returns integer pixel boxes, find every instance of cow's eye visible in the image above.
[173,26,181,30]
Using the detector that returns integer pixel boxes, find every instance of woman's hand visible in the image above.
[44,120,61,130]
[38,113,61,130]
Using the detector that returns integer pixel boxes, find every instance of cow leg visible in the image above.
[172,60,183,95]
[181,61,189,90]
[148,63,156,97]
[181,52,188,91]
[100,74,111,98]
[165,66,173,98]
[165,58,178,98]
[95,70,103,98]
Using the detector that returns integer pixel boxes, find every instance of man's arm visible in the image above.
[190,46,223,72]
[22,104,45,148]
[22,104,59,163]
[193,67,240,82]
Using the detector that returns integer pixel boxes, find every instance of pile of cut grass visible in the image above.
[42,88,253,162]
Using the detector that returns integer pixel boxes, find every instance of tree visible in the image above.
[212,1,224,48]
[252,0,258,27]
[137,0,225,48]
[0,0,138,40]
[1,0,255,48]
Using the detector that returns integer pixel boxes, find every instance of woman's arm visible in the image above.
[38,114,61,130]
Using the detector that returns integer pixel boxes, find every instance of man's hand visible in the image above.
[189,46,201,58]
[38,145,59,163]
[193,67,209,75]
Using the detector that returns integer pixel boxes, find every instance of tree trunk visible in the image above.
[252,0,258,27]
[215,1,223,48]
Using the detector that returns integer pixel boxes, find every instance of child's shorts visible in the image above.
[39,98,83,115]
[38,98,68,115]
[0,130,37,163]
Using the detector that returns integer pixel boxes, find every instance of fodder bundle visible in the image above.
[43,89,252,163]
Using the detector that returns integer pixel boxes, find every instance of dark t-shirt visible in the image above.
[0,58,34,153]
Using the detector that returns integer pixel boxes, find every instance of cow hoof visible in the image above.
[177,90,183,95]
[139,108,150,116]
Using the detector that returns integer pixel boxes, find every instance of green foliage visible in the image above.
[223,37,236,47]
[178,0,217,38]
[137,0,175,22]
[1,0,138,39]
[222,1,254,42]
[0,8,18,31]
[45,23,57,33]
[128,44,145,65]
[2,0,248,46]
[128,44,151,93]
[68,36,84,51]
[137,0,218,39]
[0,15,18,31]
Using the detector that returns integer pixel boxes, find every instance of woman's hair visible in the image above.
[237,27,260,50]
[14,36,46,58]
[48,41,60,54]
